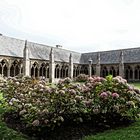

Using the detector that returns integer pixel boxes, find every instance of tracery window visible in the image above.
[0,59,8,77]
[125,65,133,80]
[39,63,46,78]
[102,66,108,78]
[109,66,116,77]
[55,64,60,78]
[134,65,140,80]
[31,62,39,77]
[10,60,20,77]
[60,65,69,78]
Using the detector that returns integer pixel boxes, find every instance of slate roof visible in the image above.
[0,35,81,63]
[81,48,140,64]
[0,35,25,57]
[0,35,140,64]
[81,50,121,64]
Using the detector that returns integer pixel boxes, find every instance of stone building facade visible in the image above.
[0,35,140,82]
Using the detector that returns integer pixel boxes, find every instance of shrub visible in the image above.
[75,74,88,82]
[1,75,140,137]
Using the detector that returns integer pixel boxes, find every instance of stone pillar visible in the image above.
[132,67,135,81]
[96,53,101,76]
[69,53,73,79]
[7,61,11,77]
[23,40,30,76]
[19,65,22,74]
[7,67,10,77]
[49,48,55,83]
[119,50,124,78]
[88,58,92,77]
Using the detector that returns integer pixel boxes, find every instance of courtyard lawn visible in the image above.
[0,119,29,140]
[83,119,140,140]
[130,82,140,89]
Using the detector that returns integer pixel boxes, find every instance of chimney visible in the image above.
[56,45,62,48]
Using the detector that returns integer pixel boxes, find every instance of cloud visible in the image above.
[0,0,140,52]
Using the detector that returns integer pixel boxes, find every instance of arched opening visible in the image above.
[125,65,133,80]
[60,65,69,78]
[55,64,60,78]
[102,66,108,78]
[31,62,39,78]
[80,65,88,75]
[0,59,8,77]
[134,65,140,80]
[76,66,80,76]
[39,63,46,78]
[84,66,88,75]
[109,66,116,77]
[3,65,7,77]
[10,60,20,77]
[10,65,14,77]
[92,66,95,75]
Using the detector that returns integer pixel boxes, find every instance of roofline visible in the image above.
[1,35,81,54]
[82,47,140,54]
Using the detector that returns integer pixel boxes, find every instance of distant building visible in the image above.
[0,35,139,82]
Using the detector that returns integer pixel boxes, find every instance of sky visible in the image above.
[0,0,140,52]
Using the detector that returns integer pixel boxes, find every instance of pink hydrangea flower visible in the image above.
[100,92,108,98]
[112,93,119,98]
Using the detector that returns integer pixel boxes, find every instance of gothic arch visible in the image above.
[76,66,80,77]
[31,62,39,77]
[60,64,69,78]
[55,64,61,78]
[109,66,116,77]
[39,63,46,78]
[0,59,9,77]
[125,65,133,80]
[134,65,140,80]
[10,60,20,77]
[102,66,108,78]
[80,65,88,75]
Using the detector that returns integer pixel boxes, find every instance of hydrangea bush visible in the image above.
[1,75,140,136]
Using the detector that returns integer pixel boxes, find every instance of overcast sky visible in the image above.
[0,0,140,52]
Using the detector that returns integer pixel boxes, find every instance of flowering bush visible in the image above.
[75,74,88,82]
[1,75,140,136]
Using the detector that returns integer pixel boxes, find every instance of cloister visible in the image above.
[0,35,140,82]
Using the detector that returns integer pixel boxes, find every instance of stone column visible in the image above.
[19,65,22,74]
[49,48,55,83]
[132,66,135,81]
[23,40,30,76]
[88,58,92,77]
[96,53,101,76]
[69,53,73,79]
[119,50,124,78]
[7,61,11,77]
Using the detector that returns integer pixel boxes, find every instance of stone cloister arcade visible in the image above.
[0,57,140,82]
[1,36,140,82]
[0,58,91,79]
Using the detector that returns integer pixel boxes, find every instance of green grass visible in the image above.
[0,119,29,140]
[83,120,140,140]
[130,82,140,88]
